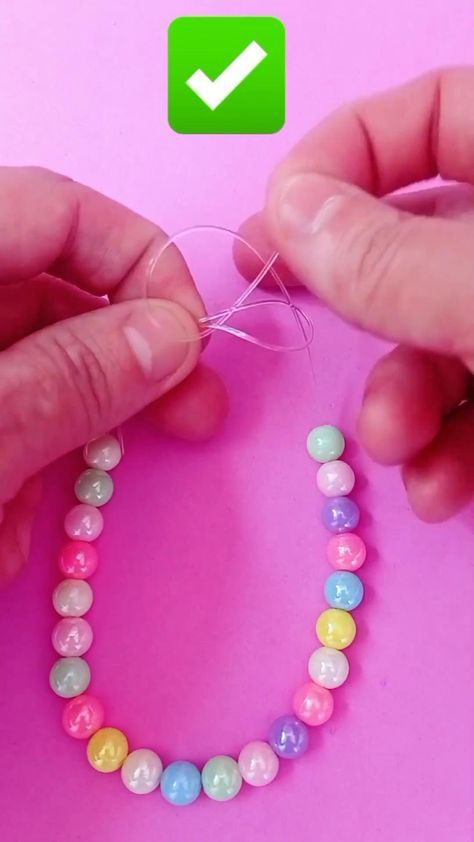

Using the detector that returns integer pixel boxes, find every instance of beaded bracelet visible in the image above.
[49,423,366,805]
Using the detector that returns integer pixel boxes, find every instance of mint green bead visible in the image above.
[307,425,345,462]
[201,755,242,801]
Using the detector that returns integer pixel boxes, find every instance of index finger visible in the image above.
[270,66,474,196]
[0,166,204,319]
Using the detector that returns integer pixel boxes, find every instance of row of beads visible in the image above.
[307,424,366,698]
[260,425,367,779]
[49,424,366,804]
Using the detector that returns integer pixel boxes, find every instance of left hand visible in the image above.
[0,166,226,584]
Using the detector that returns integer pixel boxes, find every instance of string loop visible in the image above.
[149,225,315,353]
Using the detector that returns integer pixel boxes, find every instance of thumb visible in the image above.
[266,172,474,356]
[0,298,199,502]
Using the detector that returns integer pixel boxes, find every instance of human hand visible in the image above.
[238,67,474,523]
[0,167,226,584]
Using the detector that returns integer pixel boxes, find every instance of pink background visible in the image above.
[1,2,473,840]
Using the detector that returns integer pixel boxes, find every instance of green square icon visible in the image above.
[168,16,285,134]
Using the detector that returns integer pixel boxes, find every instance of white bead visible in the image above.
[121,749,163,794]
[308,646,349,689]
[316,460,355,497]
[53,579,93,617]
[83,435,122,471]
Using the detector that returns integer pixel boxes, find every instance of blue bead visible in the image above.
[268,714,309,759]
[321,496,360,533]
[324,570,364,611]
[160,760,202,806]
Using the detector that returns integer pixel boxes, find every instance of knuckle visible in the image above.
[38,326,113,437]
[339,208,410,318]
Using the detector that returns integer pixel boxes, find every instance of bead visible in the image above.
[52,617,93,656]
[268,715,309,759]
[52,579,93,617]
[62,694,105,739]
[322,496,360,533]
[75,469,114,508]
[64,504,104,542]
[324,570,364,611]
[293,681,334,726]
[308,646,349,689]
[121,749,163,795]
[317,460,355,497]
[87,727,128,773]
[160,760,202,806]
[238,741,279,787]
[327,533,366,571]
[58,541,98,579]
[49,656,91,698]
[83,435,122,471]
[307,425,345,462]
[316,608,356,650]
[201,755,242,802]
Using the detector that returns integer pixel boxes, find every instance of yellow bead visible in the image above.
[316,608,356,650]
[87,727,128,773]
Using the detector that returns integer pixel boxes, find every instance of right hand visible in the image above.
[239,67,474,523]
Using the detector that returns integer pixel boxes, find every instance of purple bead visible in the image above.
[268,715,309,759]
[322,496,360,533]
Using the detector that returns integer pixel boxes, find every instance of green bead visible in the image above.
[201,755,242,801]
[307,425,345,462]
[74,468,114,507]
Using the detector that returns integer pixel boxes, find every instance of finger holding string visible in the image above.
[0,166,316,585]
[237,68,474,521]
[0,166,230,509]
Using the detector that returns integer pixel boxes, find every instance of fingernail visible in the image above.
[276,173,346,236]
[124,301,196,381]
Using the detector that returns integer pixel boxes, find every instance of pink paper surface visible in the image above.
[1,2,473,840]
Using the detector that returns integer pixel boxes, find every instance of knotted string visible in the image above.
[150,225,315,353]
[117,225,316,455]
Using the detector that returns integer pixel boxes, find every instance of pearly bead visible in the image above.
[293,681,334,726]
[50,656,91,698]
[160,761,202,806]
[327,533,366,571]
[268,715,309,759]
[64,504,104,542]
[53,579,93,617]
[307,425,345,462]
[322,496,360,533]
[58,541,98,579]
[308,646,349,689]
[121,749,163,795]
[317,460,355,497]
[75,469,114,508]
[238,741,279,787]
[87,727,128,773]
[324,570,364,611]
[52,617,93,656]
[316,608,356,650]
[62,694,105,739]
[83,435,122,471]
[201,755,242,801]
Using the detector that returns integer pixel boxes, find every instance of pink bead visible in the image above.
[62,694,105,739]
[238,741,279,787]
[58,541,98,579]
[64,504,104,542]
[52,617,93,656]
[317,460,355,497]
[327,533,367,571]
[293,681,334,726]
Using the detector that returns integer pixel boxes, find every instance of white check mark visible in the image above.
[186,40,267,111]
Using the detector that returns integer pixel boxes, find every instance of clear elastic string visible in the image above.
[149,225,315,353]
